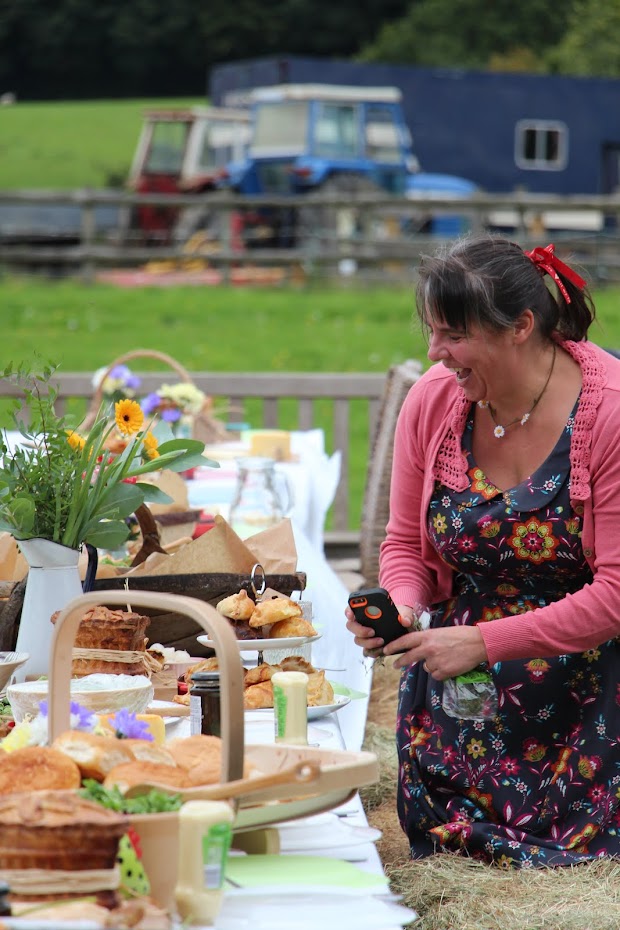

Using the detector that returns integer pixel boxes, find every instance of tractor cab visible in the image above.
[225,83,418,198]
[127,106,250,241]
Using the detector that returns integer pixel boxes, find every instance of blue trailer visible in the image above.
[211,55,620,197]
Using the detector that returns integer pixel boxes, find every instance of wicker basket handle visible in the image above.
[47,590,245,783]
[84,349,194,429]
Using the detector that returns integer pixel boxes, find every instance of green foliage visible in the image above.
[80,778,183,813]
[549,0,620,76]
[0,363,212,548]
[359,0,578,70]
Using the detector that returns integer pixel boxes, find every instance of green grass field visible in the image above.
[0,98,202,189]
[2,275,620,529]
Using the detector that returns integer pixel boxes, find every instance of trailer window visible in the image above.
[515,120,568,170]
[252,101,308,154]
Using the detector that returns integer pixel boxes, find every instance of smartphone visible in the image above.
[348,587,409,652]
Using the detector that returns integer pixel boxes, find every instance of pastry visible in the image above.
[216,589,255,621]
[280,655,315,674]
[52,731,134,781]
[243,662,282,687]
[51,605,151,677]
[0,746,81,794]
[307,669,335,706]
[166,734,222,786]
[268,616,317,638]
[243,681,274,709]
[0,790,127,905]
[184,657,220,684]
[104,761,191,793]
[248,596,302,629]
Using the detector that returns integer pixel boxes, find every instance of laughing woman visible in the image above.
[347,234,620,866]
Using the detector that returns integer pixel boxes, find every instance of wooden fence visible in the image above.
[0,370,388,552]
[2,188,620,284]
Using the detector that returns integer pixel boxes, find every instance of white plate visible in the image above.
[277,813,382,853]
[197,633,322,652]
[244,693,351,721]
[307,694,351,719]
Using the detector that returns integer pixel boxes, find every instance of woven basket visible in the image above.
[83,348,229,443]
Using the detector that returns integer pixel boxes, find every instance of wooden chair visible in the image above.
[359,359,423,586]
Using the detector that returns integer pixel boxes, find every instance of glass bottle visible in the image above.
[229,456,290,538]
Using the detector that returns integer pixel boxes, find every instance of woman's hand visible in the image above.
[344,603,418,657]
[384,623,488,680]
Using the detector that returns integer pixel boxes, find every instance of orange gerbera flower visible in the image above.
[115,399,144,435]
[142,430,160,460]
[65,429,86,452]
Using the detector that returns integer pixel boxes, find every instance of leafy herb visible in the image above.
[79,778,183,814]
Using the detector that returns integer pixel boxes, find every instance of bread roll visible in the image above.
[166,734,222,787]
[104,761,191,793]
[121,739,177,767]
[0,746,81,794]
[52,731,134,781]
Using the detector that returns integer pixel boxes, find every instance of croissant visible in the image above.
[306,670,335,707]
[248,596,303,629]
[280,655,316,674]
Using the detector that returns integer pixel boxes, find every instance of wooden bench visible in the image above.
[0,370,389,552]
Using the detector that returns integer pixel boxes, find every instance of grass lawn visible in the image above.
[2,275,620,529]
[0,98,203,189]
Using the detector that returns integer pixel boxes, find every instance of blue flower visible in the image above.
[141,392,162,415]
[161,407,182,422]
[38,699,95,731]
[111,707,154,741]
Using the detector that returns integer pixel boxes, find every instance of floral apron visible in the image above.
[396,406,620,867]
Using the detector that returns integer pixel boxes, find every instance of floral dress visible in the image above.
[396,405,620,867]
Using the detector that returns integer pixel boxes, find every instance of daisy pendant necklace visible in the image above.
[478,344,557,439]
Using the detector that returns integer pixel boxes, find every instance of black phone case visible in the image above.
[348,587,408,649]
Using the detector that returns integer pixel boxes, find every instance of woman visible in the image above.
[347,235,620,867]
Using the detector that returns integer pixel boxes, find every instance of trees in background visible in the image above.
[1,0,620,100]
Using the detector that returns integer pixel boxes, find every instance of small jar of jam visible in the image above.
[189,672,222,738]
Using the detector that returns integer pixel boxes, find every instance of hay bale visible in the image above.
[387,853,620,930]
[360,721,398,811]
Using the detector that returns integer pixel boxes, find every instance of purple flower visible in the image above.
[141,392,162,415]
[111,707,154,741]
[38,699,95,731]
[125,374,142,390]
[162,407,182,422]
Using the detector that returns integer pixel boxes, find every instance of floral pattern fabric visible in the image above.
[397,406,620,867]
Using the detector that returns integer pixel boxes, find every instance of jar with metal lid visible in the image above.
[0,880,11,916]
[190,671,222,737]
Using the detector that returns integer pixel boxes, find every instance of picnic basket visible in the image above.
[83,348,229,444]
[47,590,379,905]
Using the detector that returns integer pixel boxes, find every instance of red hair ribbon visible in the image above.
[524,244,586,304]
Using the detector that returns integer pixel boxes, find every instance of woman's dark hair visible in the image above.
[415,234,594,342]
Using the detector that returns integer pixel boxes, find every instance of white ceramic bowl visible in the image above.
[7,673,154,723]
[0,652,30,693]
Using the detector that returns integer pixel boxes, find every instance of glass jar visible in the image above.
[190,671,222,737]
[229,456,291,539]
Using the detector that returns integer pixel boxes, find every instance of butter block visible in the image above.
[249,430,291,462]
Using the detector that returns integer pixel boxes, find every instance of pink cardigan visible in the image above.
[379,340,620,665]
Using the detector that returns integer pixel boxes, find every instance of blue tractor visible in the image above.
[222,83,477,247]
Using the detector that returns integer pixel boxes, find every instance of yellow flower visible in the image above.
[466,738,486,759]
[115,399,144,435]
[433,513,448,534]
[65,429,86,452]
[142,430,160,460]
